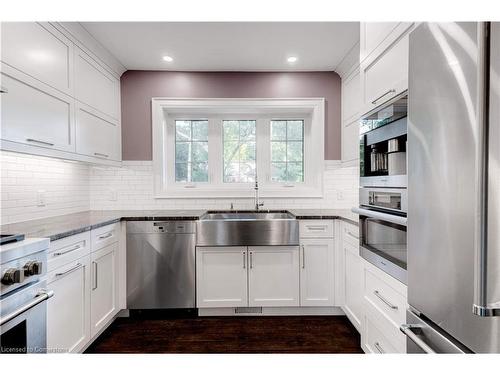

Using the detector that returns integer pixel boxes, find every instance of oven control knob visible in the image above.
[1,268,24,285]
[24,261,43,276]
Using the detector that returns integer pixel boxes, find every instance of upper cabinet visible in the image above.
[359,23,414,114]
[74,47,120,121]
[341,68,362,125]
[0,22,123,166]
[1,23,73,95]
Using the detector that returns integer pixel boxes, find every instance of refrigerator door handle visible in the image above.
[473,22,500,317]
[400,324,436,354]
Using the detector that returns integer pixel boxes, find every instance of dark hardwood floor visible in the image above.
[85,314,363,354]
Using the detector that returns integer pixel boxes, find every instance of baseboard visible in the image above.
[198,306,345,316]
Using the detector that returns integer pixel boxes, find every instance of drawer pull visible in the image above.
[374,342,385,354]
[92,261,98,290]
[94,152,109,158]
[306,225,327,230]
[55,263,82,277]
[374,290,398,310]
[26,138,54,146]
[371,89,396,105]
[53,244,82,257]
[345,229,359,239]
[98,232,113,240]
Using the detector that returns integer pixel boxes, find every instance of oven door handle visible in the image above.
[351,207,407,226]
[0,290,54,327]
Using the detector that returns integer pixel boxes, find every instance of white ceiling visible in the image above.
[81,22,359,72]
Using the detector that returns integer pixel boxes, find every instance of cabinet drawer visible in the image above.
[299,220,334,238]
[363,300,406,353]
[91,223,119,252]
[342,222,359,247]
[48,231,91,272]
[364,266,407,326]
[364,314,399,353]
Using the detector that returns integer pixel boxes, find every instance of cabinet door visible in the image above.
[196,247,248,308]
[0,72,75,152]
[248,246,300,307]
[344,242,364,332]
[360,22,399,63]
[75,103,120,161]
[47,256,91,353]
[74,47,120,120]
[342,69,361,125]
[300,239,335,306]
[361,31,410,113]
[90,243,117,337]
[342,119,360,163]
[1,22,73,94]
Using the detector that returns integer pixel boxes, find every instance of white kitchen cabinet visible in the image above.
[0,72,75,153]
[1,22,73,95]
[300,238,335,306]
[343,239,364,332]
[342,120,360,164]
[360,31,410,113]
[90,242,118,337]
[75,103,121,161]
[47,256,91,353]
[196,247,248,308]
[360,22,399,63]
[74,47,120,121]
[341,68,362,125]
[248,246,300,307]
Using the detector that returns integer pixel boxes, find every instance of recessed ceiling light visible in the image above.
[162,55,173,62]
[287,56,298,63]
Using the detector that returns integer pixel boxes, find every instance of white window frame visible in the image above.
[152,98,325,198]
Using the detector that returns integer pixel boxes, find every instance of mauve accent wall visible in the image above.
[120,71,341,160]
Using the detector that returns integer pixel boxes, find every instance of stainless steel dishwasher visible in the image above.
[126,221,196,309]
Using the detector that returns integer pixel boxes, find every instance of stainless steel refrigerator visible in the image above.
[404,22,500,353]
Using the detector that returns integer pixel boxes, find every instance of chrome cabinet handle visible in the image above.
[243,252,246,269]
[371,89,396,105]
[0,290,54,326]
[345,230,359,239]
[374,342,385,354]
[55,263,82,277]
[92,261,98,290]
[249,252,253,269]
[53,244,82,257]
[98,232,113,240]
[374,290,398,310]
[473,22,500,318]
[94,152,109,158]
[400,324,436,353]
[301,245,305,269]
[306,225,327,230]
[26,138,54,146]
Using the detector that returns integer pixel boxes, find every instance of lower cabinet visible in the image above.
[300,239,335,306]
[90,242,118,337]
[196,247,248,308]
[47,256,91,353]
[248,246,300,307]
[343,241,364,332]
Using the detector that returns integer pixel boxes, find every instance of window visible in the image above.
[223,120,256,182]
[153,98,324,198]
[270,120,304,182]
[175,120,208,182]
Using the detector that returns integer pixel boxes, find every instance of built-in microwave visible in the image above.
[360,92,408,188]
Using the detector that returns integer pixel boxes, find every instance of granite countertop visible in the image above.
[0,209,358,241]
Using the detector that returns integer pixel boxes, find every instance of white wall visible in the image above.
[0,150,358,224]
[90,161,358,211]
[1,151,91,224]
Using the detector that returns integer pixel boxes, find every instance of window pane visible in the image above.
[175,120,209,182]
[269,120,304,182]
[175,121,191,141]
[271,162,287,181]
[287,141,303,162]
[192,120,208,141]
[192,142,208,162]
[223,120,256,183]
[287,120,304,140]
[271,141,286,162]
[271,121,286,140]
